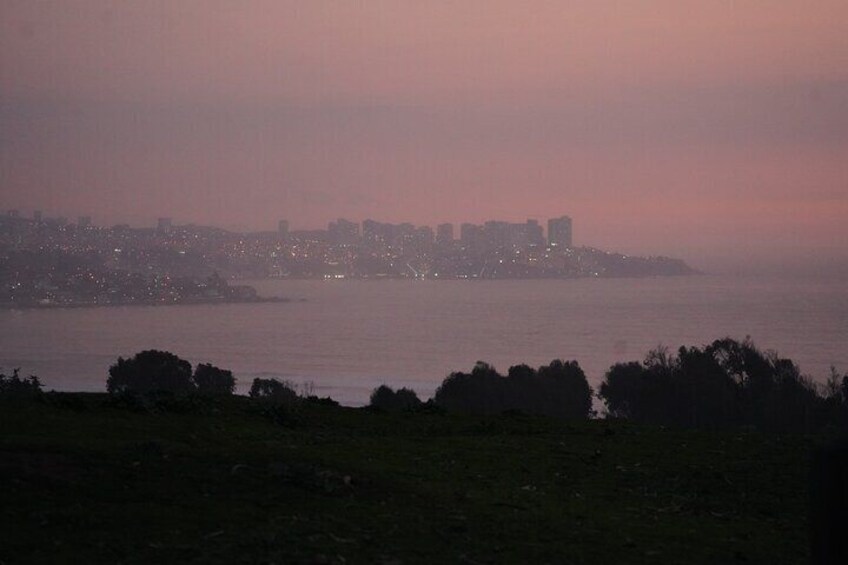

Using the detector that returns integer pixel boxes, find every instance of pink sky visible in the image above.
[2,1,847,272]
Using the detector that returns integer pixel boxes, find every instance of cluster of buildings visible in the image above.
[0,211,274,306]
[278,216,573,254]
[2,209,691,295]
[4,209,574,250]
[272,216,576,279]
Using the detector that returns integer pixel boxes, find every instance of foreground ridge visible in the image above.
[0,393,812,564]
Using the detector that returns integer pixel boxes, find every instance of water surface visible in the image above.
[1,275,846,405]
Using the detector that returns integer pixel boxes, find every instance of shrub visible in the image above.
[598,338,838,433]
[106,350,194,395]
[305,395,340,407]
[434,361,503,414]
[533,359,594,419]
[369,385,423,412]
[434,360,593,419]
[249,377,298,404]
[248,377,300,427]
[822,367,848,430]
[192,363,236,395]
[0,369,43,400]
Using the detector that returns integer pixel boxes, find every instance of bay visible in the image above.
[1,275,846,406]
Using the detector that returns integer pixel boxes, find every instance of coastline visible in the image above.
[0,295,291,311]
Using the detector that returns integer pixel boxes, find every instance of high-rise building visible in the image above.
[278,220,289,238]
[436,223,454,246]
[78,216,92,229]
[483,221,510,251]
[547,216,573,247]
[33,211,43,223]
[525,219,544,246]
[157,217,173,233]
[328,218,359,245]
[362,219,382,245]
[460,223,477,244]
[460,223,483,254]
[415,225,434,253]
[503,219,544,250]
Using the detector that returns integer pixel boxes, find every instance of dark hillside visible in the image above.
[1,394,811,564]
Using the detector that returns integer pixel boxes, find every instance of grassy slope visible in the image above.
[1,395,811,564]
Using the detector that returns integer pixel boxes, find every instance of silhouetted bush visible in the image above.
[434,360,593,419]
[0,369,43,400]
[249,377,298,404]
[103,389,219,414]
[434,361,502,414]
[369,385,423,412]
[145,391,210,414]
[105,389,156,413]
[534,359,594,419]
[43,391,92,411]
[107,350,194,395]
[192,363,236,395]
[599,337,843,433]
[304,395,340,407]
[248,378,300,427]
[822,367,848,431]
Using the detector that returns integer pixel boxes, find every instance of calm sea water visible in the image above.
[1,276,846,405]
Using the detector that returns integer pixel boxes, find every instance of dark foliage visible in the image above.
[106,350,194,395]
[433,360,593,419]
[535,360,594,418]
[247,378,301,427]
[144,391,215,414]
[259,403,300,427]
[369,385,423,412]
[822,367,848,430]
[304,395,340,407]
[43,392,92,412]
[104,389,222,414]
[192,363,236,395]
[810,436,848,563]
[0,369,43,400]
[249,377,298,404]
[104,389,157,413]
[599,337,848,433]
[434,361,501,414]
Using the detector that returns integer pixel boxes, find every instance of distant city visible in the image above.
[0,209,695,307]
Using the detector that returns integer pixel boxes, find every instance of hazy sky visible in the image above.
[2,1,847,272]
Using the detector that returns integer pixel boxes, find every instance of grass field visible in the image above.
[1,394,813,564]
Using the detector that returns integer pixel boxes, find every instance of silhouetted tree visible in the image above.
[823,368,848,429]
[192,363,236,395]
[434,359,593,419]
[707,338,823,432]
[106,350,193,395]
[598,362,648,420]
[535,359,594,419]
[435,361,504,414]
[369,385,422,412]
[599,338,835,433]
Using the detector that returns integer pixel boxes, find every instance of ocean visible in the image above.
[1,275,846,406]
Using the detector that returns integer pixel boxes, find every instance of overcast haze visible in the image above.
[2,1,847,273]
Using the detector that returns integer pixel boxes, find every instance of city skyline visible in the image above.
[2,2,847,275]
[6,207,576,244]
[3,200,845,276]
[1,208,695,308]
